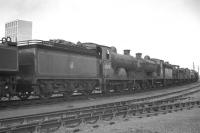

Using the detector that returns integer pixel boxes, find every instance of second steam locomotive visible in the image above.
[0,37,198,100]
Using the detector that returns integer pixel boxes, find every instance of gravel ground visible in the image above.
[56,108,200,133]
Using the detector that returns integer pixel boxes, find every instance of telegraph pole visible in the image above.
[193,62,195,70]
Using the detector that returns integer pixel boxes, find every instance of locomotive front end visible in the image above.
[0,37,18,99]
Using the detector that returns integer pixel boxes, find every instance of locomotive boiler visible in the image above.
[110,50,158,72]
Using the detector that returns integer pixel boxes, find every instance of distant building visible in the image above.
[5,20,32,42]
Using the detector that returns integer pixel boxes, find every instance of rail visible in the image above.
[1,83,199,109]
[0,84,200,133]
[0,98,199,133]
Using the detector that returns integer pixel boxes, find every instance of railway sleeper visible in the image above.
[114,111,127,118]
[101,114,114,121]
[128,106,137,110]
[143,107,151,113]
[63,119,82,128]
[44,114,63,121]
[78,106,92,111]
[0,127,11,133]
[0,118,24,128]
[65,111,80,117]
[160,106,167,111]
[105,103,115,108]
[93,108,105,113]
[77,113,91,119]
[115,102,123,106]
[163,100,174,104]
[103,109,113,114]
[127,109,137,116]
[138,103,149,108]
[136,109,144,115]
[181,103,186,107]
[145,103,154,107]
[39,120,61,133]
[152,107,159,112]
[83,116,99,124]
[185,102,191,107]
[95,104,108,109]
[105,106,116,110]
[92,111,104,116]
[116,106,128,112]
[64,116,76,120]
[174,103,181,108]
[120,101,128,106]
[6,122,38,133]
[79,109,93,114]
[196,101,200,105]
[167,105,173,110]
[191,101,196,106]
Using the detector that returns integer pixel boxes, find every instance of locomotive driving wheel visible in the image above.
[133,82,141,91]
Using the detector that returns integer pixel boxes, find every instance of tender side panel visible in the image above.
[37,49,99,77]
[18,48,35,79]
[164,68,173,79]
[0,46,18,72]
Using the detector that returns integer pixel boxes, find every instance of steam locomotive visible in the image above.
[0,37,198,100]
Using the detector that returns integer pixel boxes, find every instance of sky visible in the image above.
[0,0,199,70]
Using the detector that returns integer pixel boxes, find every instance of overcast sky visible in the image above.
[0,0,199,70]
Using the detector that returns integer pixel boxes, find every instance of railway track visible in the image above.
[0,83,200,133]
[0,83,199,109]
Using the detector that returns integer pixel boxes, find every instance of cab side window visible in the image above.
[97,46,102,58]
[106,50,110,59]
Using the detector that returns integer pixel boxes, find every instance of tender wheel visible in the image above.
[128,86,135,93]
[63,91,73,98]
[39,83,52,99]
[141,82,147,90]
[43,93,51,99]
[18,92,30,100]
[83,90,92,97]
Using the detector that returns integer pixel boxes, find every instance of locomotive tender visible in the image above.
[0,38,199,100]
[0,37,18,99]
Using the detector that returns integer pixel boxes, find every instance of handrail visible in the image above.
[17,40,45,46]
[17,39,92,50]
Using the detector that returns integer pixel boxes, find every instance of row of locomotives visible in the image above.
[99,45,198,93]
[190,70,199,82]
[172,65,199,84]
[0,37,18,100]
[5,38,198,100]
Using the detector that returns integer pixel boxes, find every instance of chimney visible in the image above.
[136,53,142,59]
[124,49,130,55]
